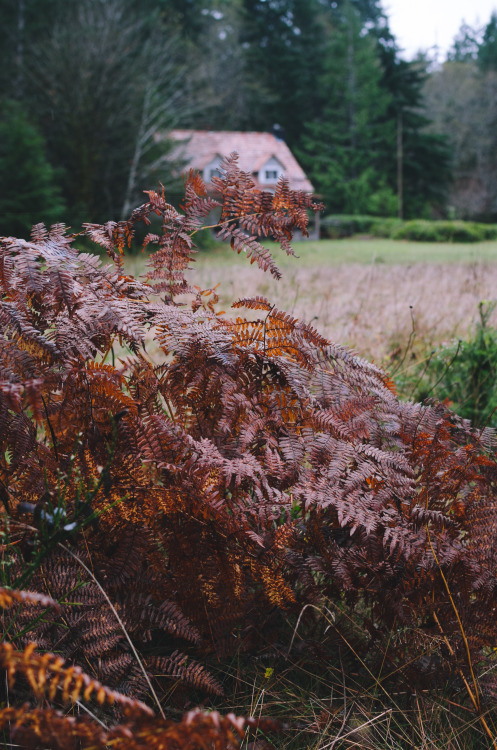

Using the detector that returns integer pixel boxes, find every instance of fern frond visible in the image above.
[153,651,224,696]
[232,296,273,311]
[218,225,282,280]
[0,704,282,750]
[0,642,153,715]
[0,587,60,612]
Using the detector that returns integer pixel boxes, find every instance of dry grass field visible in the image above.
[124,238,497,367]
[187,261,497,363]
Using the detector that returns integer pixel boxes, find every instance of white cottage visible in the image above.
[167,129,314,194]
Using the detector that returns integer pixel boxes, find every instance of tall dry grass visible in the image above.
[182,260,497,363]
[123,251,497,363]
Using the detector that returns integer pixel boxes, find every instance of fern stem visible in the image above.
[426,530,479,702]
[41,394,58,461]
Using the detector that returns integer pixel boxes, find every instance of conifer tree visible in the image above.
[478,12,497,71]
[299,2,391,213]
[241,0,327,144]
[379,47,451,218]
[0,100,64,237]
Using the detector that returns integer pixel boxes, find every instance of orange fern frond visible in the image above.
[0,587,60,612]
[233,296,273,311]
[0,642,153,716]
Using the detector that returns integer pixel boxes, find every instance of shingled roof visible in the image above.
[167,130,314,193]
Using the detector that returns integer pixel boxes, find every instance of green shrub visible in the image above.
[478,223,497,240]
[320,214,379,238]
[320,216,497,242]
[392,219,497,243]
[369,216,403,237]
[396,301,497,427]
[437,220,484,242]
[392,219,443,242]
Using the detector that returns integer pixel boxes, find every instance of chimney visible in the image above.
[272,123,285,141]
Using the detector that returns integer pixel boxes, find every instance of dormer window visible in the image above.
[259,156,284,185]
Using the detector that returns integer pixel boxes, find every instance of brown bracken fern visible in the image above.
[2,154,497,746]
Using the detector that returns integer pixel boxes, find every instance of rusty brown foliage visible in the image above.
[2,155,497,745]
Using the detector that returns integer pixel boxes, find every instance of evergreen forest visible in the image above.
[3,0,497,235]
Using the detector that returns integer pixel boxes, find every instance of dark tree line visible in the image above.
[0,0,480,235]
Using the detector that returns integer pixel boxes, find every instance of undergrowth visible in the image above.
[2,158,497,748]
[395,300,497,429]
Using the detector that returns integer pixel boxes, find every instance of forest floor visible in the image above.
[124,237,497,365]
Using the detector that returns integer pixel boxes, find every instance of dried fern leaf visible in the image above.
[0,642,153,716]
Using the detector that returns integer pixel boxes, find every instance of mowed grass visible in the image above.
[124,237,497,364]
[199,236,497,267]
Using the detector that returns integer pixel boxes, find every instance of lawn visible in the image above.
[124,237,497,364]
[197,236,497,267]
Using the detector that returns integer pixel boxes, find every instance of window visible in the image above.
[259,159,284,185]
[209,168,222,181]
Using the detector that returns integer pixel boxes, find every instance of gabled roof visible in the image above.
[252,152,284,172]
[167,130,314,192]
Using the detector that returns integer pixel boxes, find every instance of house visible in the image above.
[167,129,314,193]
[165,129,317,237]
